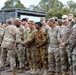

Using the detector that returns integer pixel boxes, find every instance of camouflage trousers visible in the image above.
[0,45,1,56]
[0,48,7,67]
[16,44,25,68]
[27,46,37,68]
[66,46,70,65]
[0,48,16,71]
[35,47,48,69]
[72,53,76,75]
[48,47,61,72]
[59,47,69,71]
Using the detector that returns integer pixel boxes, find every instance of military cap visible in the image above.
[62,15,68,22]
[35,22,42,27]
[48,18,55,23]
[57,19,62,22]
[28,20,35,25]
[6,19,12,23]
[14,18,21,22]
[40,17,45,21]
[68,14,73,20]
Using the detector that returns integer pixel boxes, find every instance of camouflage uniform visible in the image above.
[25,28,37,68]
[58,25,70,71]
[41,24,49,34]
[48,26,61,73]
[23,25,30,64]
[28,29,48,69]
[0,26,5,56]
[41,24,49,48]
[66,25,76,74]
[0,25,21,71]
[16,25,25,69]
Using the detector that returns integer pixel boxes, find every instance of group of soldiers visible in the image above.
[0,13,76,75]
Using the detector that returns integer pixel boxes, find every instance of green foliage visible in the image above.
[34,0,64,12]
[46,7,70,19]
[67,0,76,12]
[2,0,25,9]
[34,0,76,19]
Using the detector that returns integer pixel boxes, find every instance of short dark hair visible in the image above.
[21,18,27,22]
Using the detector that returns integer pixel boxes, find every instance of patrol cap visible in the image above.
[62,15,68,22]
[6,19,12,24]
[47,18,55,23]
[35,22,42,27]
[57,19,62,22]
[6,19,12,23]
[68,14,73,20]
[21,18,28,22]
[28,20,35,25]
[14,18,21,22]
[40,17,45,21]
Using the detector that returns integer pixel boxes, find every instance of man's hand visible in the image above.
[36,45,39,48]
[60,43,66,47]
[16,42,19,46]
[24,43,29,48]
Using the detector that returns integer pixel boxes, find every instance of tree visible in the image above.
[46,7,71,19]
[34,0,64,12]
[2,0,25,9]
[67,0,76,12]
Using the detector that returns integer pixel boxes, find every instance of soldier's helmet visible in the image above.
[62,15,68,22]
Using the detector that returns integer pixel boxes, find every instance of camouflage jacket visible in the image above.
[27,29,47,49]
[1,25,21,49]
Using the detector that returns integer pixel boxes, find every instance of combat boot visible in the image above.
[55,72,59,75]
[69,70,72,75]
[5,63,10,67]
[37,69,42,75]
[31,69,41,75]
[0,71,1,75]
[0,67,4,71]
[17,68,25,73]
[12,71,16,75]
[42,69,48,75]
[48,71,54,75]
[25,68,32,74]
[30,68,36,74]
[7,68,12,72]
[62,71,66,75]
[66,70,72,75]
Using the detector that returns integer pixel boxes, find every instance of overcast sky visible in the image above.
[0,0,76,9]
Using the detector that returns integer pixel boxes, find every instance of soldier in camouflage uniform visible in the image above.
[40,17,49,50]
[0,20,21,75]
[26,22,48,75]
[23,20,37,74]
[61,24,76,75]
[0,21,5,56]
[57,19,63,27]
[40,17,49,34]
[21,18,30,66]
[47,18,61,75]
[14,18,25,73]
[58,15,70,75]
[0,20,12,71]
[5,19,14,71]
